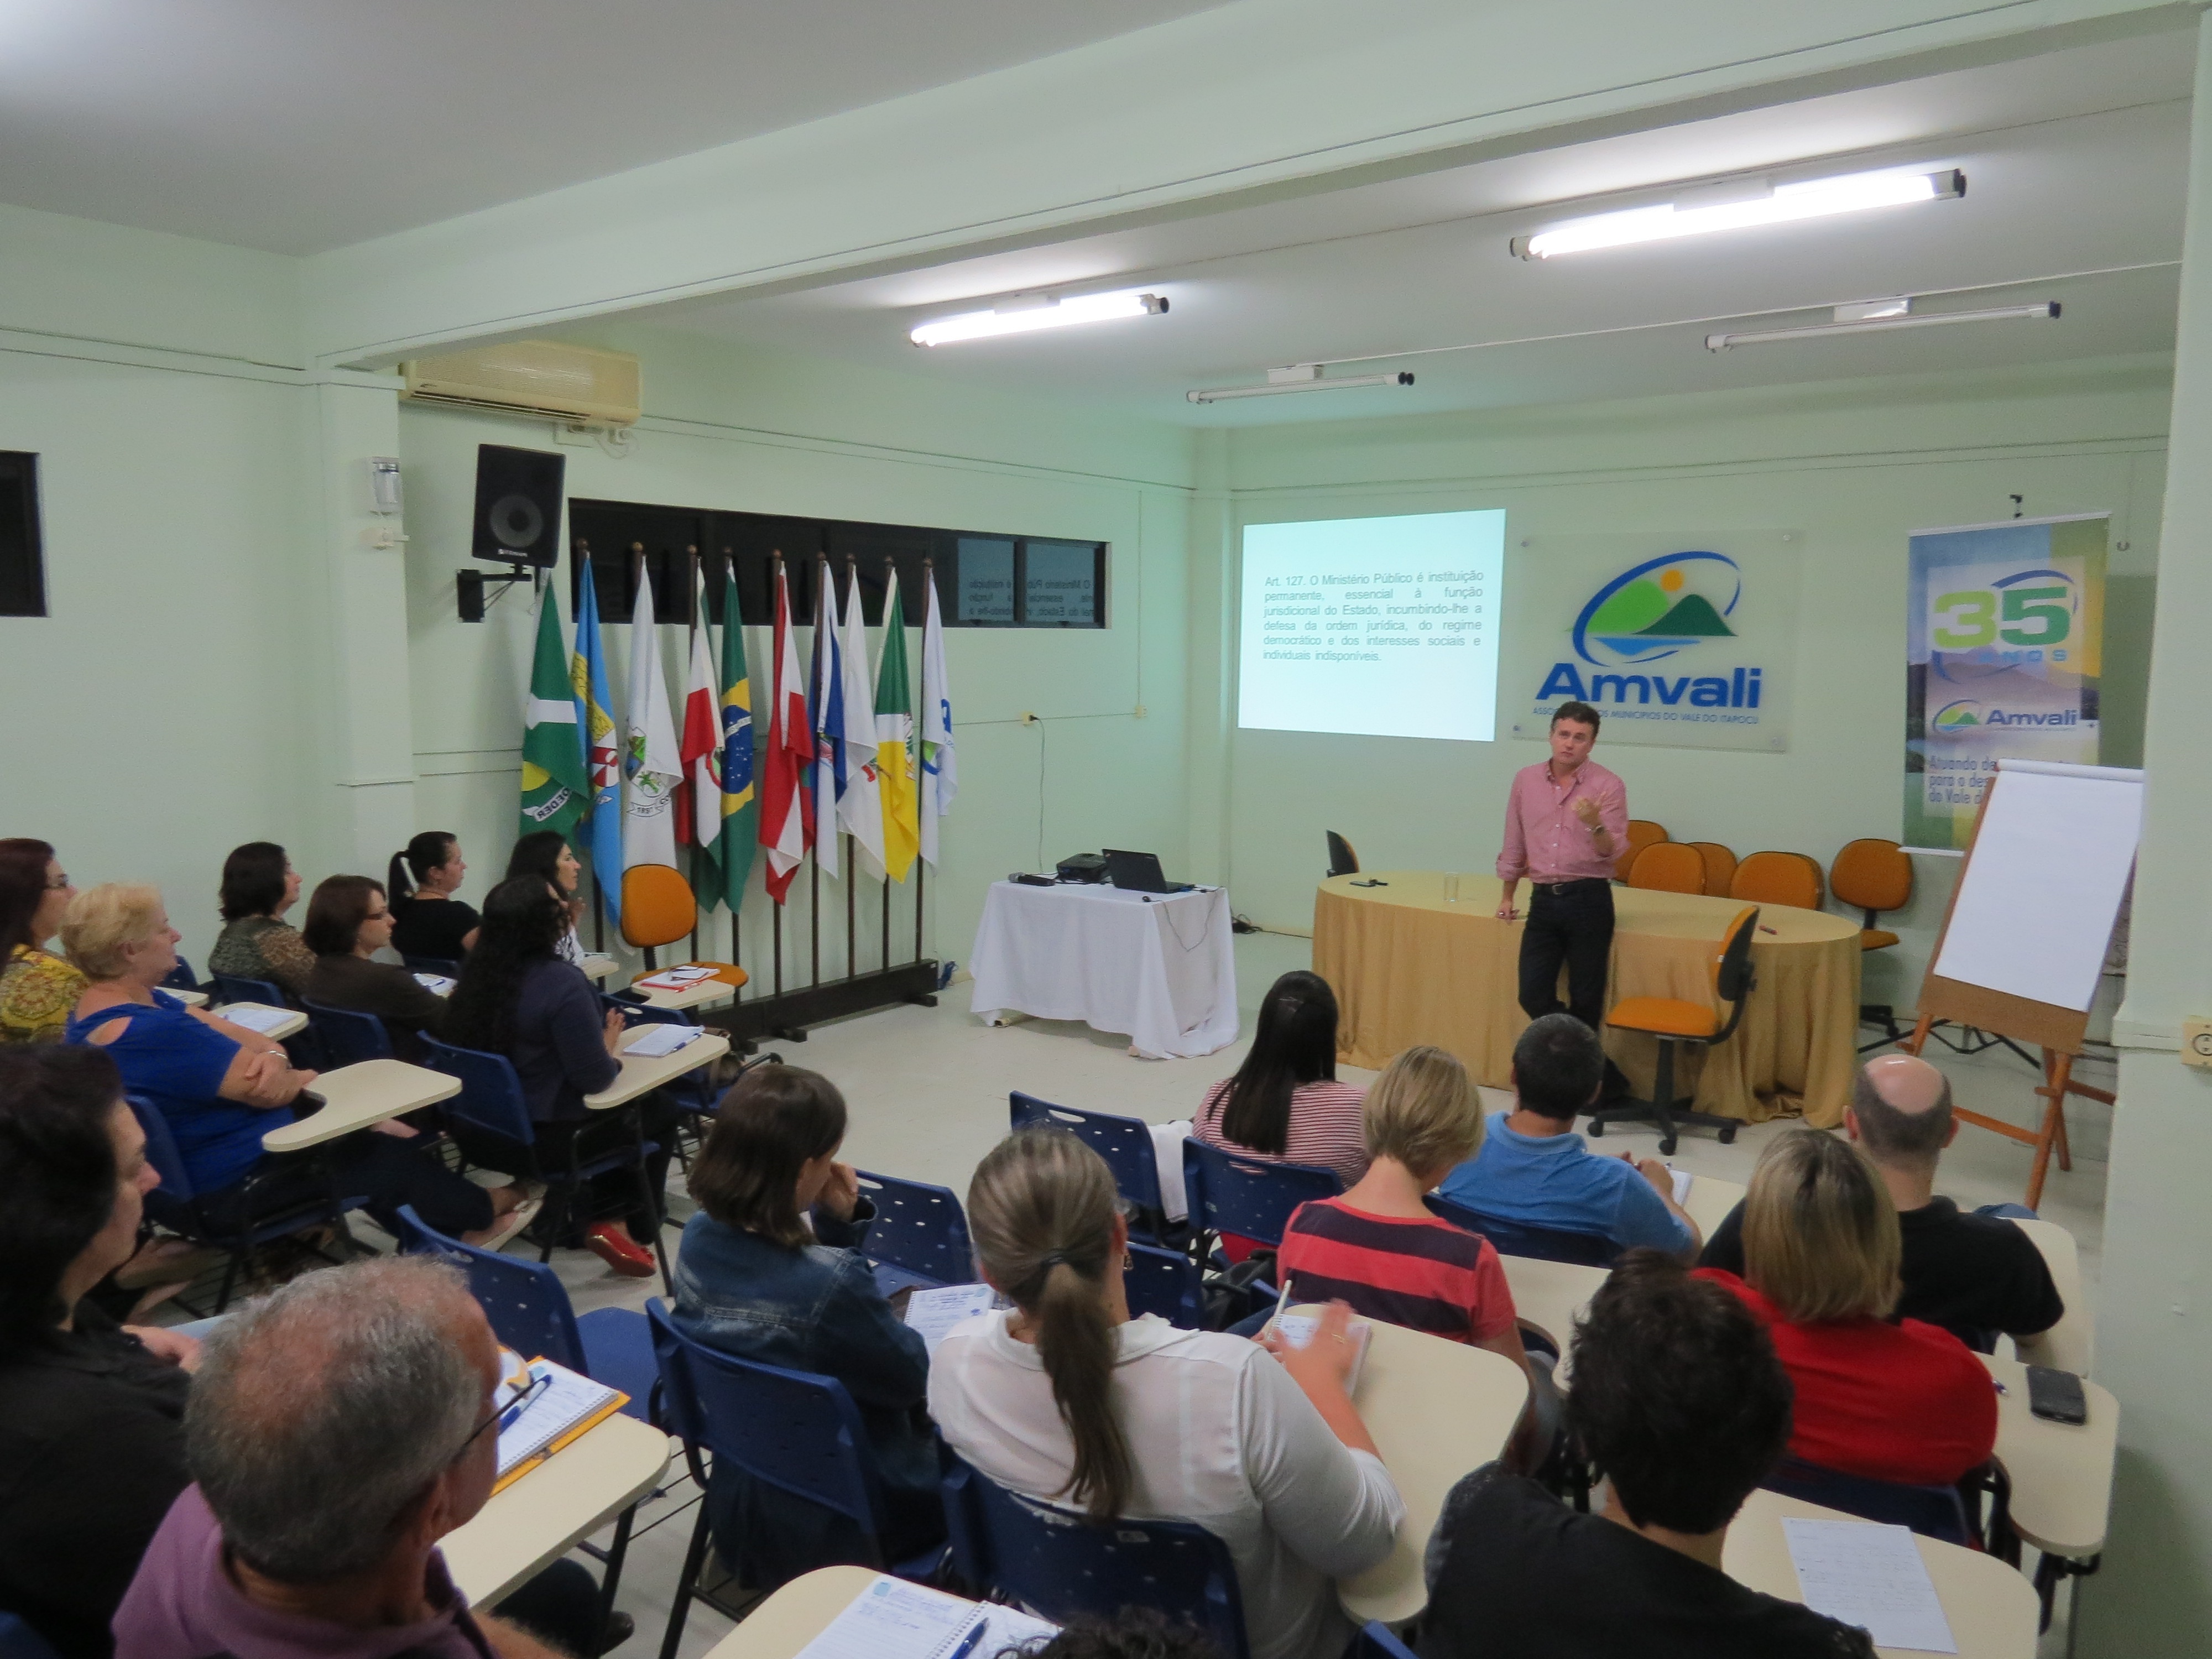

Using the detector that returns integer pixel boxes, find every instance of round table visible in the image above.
[1313,870,1859,1125]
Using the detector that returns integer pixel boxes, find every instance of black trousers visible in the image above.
[202,1136,495,1240]
[1517,879,1615,1033]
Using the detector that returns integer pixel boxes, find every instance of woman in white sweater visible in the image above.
[927,1128,1403,1659]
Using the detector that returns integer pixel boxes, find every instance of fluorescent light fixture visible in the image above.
[1187,366,1415,404]
[1705,299,2057,350]
[910,289,1166,347]
[1512,167,1964,260]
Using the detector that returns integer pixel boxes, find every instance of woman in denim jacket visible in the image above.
[672,1063,942,1589]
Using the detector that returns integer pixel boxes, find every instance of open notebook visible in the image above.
[492,1358,629,1494]
[1274,1312,1374,1394]
[796,1576,1057,1659]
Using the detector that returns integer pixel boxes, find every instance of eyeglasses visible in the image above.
[45,875,70,891]
[457,1367,551,1455]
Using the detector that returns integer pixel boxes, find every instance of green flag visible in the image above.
[716,561,759,909]
[519,586,589,842]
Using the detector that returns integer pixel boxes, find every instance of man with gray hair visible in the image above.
[113,1257,613,1659]
[1699,1052,2063,1352]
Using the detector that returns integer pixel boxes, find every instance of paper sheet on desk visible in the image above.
[797,1577,1056,1659]
[413,973,456,994]
[621,1024,700,1058]
[1668,1165,1693,1207]
[634,966,716,990]
[220,1004,291,1033]
[1783,1518,1958,1653]
[903,1284,998,1356]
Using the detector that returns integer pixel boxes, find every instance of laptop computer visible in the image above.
[1103,849,1194,894]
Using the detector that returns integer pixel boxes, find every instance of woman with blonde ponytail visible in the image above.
[928,1128,1404,1659]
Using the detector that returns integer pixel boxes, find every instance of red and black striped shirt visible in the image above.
[1275,1197,1518,1344]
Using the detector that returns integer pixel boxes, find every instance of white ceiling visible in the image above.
[0,0,1228,254]
[665,30,2192,425]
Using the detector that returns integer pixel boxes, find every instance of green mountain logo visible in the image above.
[1639,593,1733,637]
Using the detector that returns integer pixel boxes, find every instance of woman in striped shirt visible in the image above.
[1194,971,1368,1189]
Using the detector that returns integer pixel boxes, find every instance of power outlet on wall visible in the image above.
[2182,1018,2212,1070]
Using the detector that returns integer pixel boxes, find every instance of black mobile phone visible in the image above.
[2026,1365,2088,1425]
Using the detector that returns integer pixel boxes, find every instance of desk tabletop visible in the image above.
[170,987,207,1007]
[1985,1352,2117,1559]
[1729,1488,2039,1657]
[1321,872,1859,946]
[261,1060,461,1152]
[1498,1254,1609,1381]
[580,954,619,982]
[2010,1218,2091,1375]
[444,1412,670,1609]
[1680,1171,1745,1241]
[632,976,735,1013]
[215,1001,308,1040]
[1333,1313,1528,1625]
[585,1023,729,1109]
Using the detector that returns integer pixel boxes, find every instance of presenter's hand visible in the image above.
[1572,796,1603,828]
[1494,901,1518,921]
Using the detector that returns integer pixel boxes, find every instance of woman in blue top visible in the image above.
[61,883,524,1245]
[672,1062,942,1592]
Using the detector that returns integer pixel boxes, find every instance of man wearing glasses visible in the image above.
[113,1256,623,1659]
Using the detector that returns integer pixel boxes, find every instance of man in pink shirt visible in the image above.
[1495,701,1630,1044]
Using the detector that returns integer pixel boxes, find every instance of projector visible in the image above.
[1056,853,1110,884]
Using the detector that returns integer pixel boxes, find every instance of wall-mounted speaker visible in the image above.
[470,444,565,568]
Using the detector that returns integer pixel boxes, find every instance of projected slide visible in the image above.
[1238,510,1505,742]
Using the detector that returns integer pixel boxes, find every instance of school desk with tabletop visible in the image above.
[1314,870,1859,1125]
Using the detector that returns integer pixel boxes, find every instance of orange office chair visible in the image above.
[1626,842,1705,894]
[1730,851,1824,911]
[1688,842,1738,898]
[620,864,747,987]
[1618,820,1668,882]
[1831,838,1914,1048]
[1591,906,1759,1154]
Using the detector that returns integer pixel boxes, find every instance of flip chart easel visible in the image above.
[1906,758,2141,1208]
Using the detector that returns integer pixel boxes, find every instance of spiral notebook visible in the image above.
[492,1358,629,1493]
[795,1577,1057,1659]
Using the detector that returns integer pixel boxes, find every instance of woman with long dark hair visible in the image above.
[504,830,586,963]
[385,831,478,962]
[1194,970,1368,1187]
[928,1128,1402,1659]
[1,838,86,1045]
[444,876,671,1277]
[205,842,313,996]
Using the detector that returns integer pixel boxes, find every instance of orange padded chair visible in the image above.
[1591,906,1758,1154]
[1618,820,1668,882]
[1626,842,1705,894]
[620,864,747,986]
[1729,851,1824,911]
[1687,842,1738,898]
[1831,838,1914,1047]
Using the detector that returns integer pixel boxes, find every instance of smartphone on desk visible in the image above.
[2027,1364,2088,1425]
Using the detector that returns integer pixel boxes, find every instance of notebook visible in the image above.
[622,1023,701,1059]
[492,1358,629,1494]
[413,973,456,995]
[634,965,718,991]
[796,1575,1057,1659]
[902,1284,999,1356]
[1274,1312,1374,1394]
[220,1004,293,1034]
[1667,1165,1694,1207]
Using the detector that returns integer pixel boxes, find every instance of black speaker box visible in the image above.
[470,444,565,568]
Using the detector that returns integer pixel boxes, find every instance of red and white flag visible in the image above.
[760,561,815,904]
[676,560,722,857]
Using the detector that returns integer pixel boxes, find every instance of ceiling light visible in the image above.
[1705,299,2057,350]
[1511,168,1965,260]
[1186,366,1415,404]
[910,289,1167,347]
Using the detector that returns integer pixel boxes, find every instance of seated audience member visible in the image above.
[113,1257,617,1659]
[1025,1612,1229,1659]
[387,831,481,962]
[1420,1253,1876,1658]
[444,876,675,1277]
[1437,1013,1700,1260]
[301,875,448,1061]
[0,1045,200,1659]
[671,1063,938,1589]
[505,830,589,964]
[204,842,313,997]
[1698,1130,1997,1489]
[1699,1053,2062,1353]
[1,837,86,1045]
[1194,970,1367,1188]
[62,883,526,1249]
[930,1128,1402,1659]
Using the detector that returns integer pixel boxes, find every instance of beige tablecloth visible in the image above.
[1313,871,1859,1126]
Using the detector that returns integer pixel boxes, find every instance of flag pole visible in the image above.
[723,547,743,978]
[686,545,703,965]
[771,550,786,1000]
[811,551,824,989]
[916,554,931,966]
[846,552,859,981]
[882,555,896,974]
[577,537,606,955]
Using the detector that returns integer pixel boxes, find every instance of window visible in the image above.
[0,453,45,618]
[567,499,1106,629]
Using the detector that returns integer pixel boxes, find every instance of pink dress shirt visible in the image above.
[1496,759,1629,883]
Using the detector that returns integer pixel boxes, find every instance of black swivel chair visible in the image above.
[1326,832,1359,877]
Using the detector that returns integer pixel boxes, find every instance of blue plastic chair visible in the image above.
[1350,1623,1418,1659]
[648,1301,944,1659]
[1425,1192,1618,1268]
[942,1457,1249,1659]
[394,1206,659,1424]
[418,1034,670,1292]
[0,1613,62,1659]
[403,954,463,978]
[1761,1456,1975,1546]
[160,956,201,994]
[853,1169,973,1296]
[125,1094,362,1312]
[1009,1092,1172,1240]
[1124,1239,1206,1329]
[211,973,286,1010]
[302,999,395,1067]
[1181,1138,1342,1251]
[602,994,718,1156]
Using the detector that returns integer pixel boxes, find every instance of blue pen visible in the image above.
[946,1621,989,1659]
[498,1369,542,1433]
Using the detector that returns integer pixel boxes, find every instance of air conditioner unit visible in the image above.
[399,341,641,429]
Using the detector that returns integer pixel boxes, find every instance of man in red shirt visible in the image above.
[1495,701,1629,1040]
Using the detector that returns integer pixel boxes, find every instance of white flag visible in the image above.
[807,559,842,881]
[622,564,682,877]
[837,563,886,875]
[920,568,957,866]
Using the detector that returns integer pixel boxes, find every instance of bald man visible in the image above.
[1698,1054,2063,1354]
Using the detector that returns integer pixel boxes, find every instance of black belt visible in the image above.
[1529,878,1610,894]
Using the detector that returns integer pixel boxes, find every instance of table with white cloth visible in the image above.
[968,880,1239,1060]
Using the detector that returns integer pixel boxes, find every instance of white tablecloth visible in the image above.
[968,881,1240,1060]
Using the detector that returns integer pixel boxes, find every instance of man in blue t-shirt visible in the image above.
[1439,1014,1702,1260]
